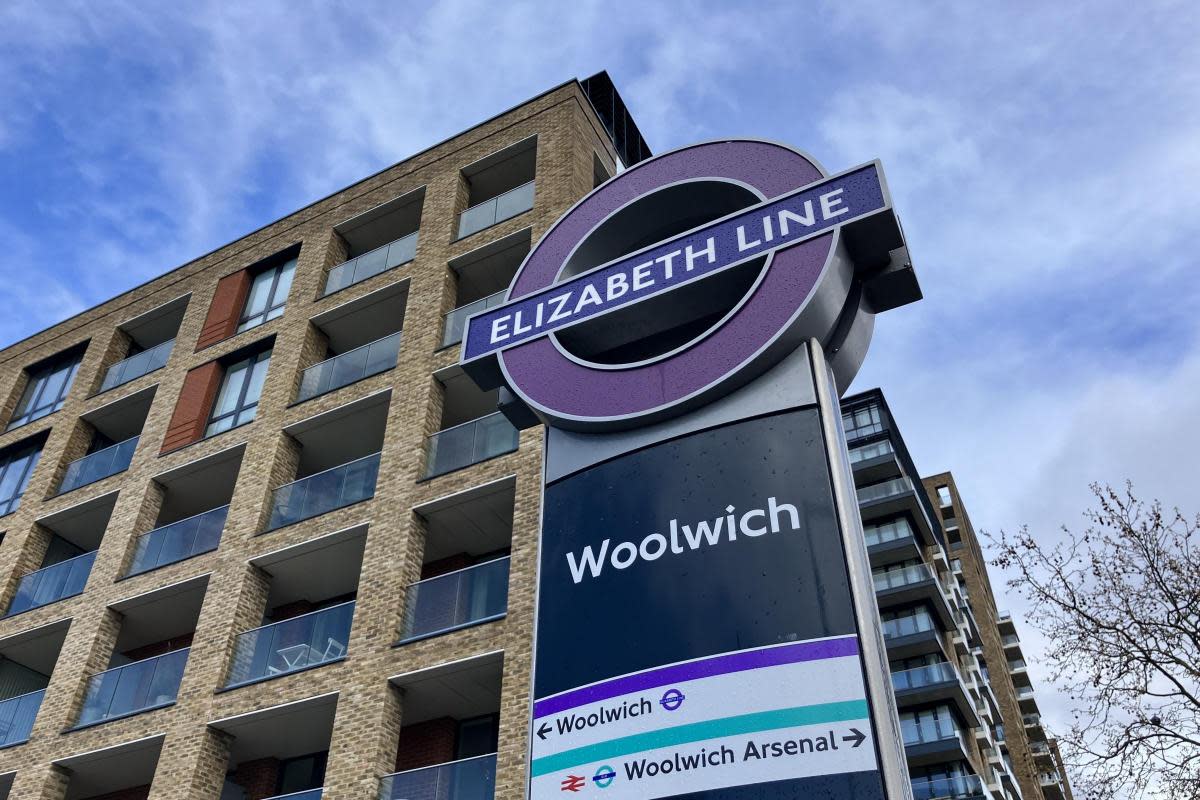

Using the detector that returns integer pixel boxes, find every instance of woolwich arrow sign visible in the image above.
[458,139,921,800]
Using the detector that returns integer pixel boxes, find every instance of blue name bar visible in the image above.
[462,162,887,362]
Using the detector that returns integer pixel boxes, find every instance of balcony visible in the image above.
[891,662,978,726]
[457,180,534,239]
[873,562,935,592]
[0,688,44,748]
[380,753,496,800]
[125,505,228,577]
[324,232,418,296]
[911,774,985,800]
[891,661,958,692]
[400,557,510,643]
[442,291,506,348]
[848,438,902,485]
[266,791,323,800]
[266,453,380,530]
[74,648,189,728]
[297,332,401,403]
[225,601,354,688]
[99,339,174,393]
[425,413,518,479]
[1002,633,1021,648]
[58,436,138,494]
[5,550,96,616]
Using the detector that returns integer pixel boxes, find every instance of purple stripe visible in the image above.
[533,636,859,719]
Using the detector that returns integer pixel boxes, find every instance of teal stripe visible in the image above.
[530,699,869,777]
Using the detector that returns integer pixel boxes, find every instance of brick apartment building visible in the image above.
[0,73,1068,800]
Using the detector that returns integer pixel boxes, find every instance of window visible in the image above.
[456,714,499,759]
[276,752,327,795]
[237,257,296,333]
[899,704,959,745]
[0,438,42,516]
[206,350,271,436]
[8,350,83,430]
[936,485,952,507]
[841,402,883,440]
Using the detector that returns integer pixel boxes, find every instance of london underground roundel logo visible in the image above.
[460,140,908,431]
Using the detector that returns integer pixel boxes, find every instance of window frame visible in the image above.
[237,258,296,333]
[8,353,82,430]
[0,439,43,516]
[205,349,272,438]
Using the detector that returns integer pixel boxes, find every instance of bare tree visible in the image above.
[989,483,1200,800]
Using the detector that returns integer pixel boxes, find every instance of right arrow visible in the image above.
[537,721,552,741]
[842,727,865,748]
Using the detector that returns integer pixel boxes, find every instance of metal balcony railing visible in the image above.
[872,562,935,592]
[891,661,959,692]
[400,557,510,642]
[100,339,174,393]
[911,774,985,800]
[126,505,228,577]
[324,232,418,296]
[264,789,323,800]
[74,648,188,728]
[457,181,534,239]
[856,476,914,505]
[225,601,354,688]
[59,436,138,494]
[266,453,380,530]
[5,550,96,616]
[442,291,507,348]
[425,413,518,479]
[297,332,402,402]
[0,688,44,747]
[380,753,496,800]
[849,438,894,464]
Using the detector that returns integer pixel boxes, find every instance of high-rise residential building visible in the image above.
[0,73,1068,800]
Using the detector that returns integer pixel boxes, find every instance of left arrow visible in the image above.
[538,722,552,741]
[842,727,865,748]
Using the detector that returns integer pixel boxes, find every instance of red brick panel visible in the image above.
[121,632,194,662]
[395,717,458,771]
[231,757,281,800]
[420,554,473,580]
[196,270,252,351]
[161,361,223,454]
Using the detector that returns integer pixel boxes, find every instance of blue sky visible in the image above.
[3,0,1199,752]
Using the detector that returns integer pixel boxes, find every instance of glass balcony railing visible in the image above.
[265,789,323,800]
[225,601,354,688]
[891,661,959,692]
[100,339,174,393]
[1023,713,1042,726]
[425,413,518,479]
[1009,659,1027,671]
[1017,686,1037,699]
[1040,772,1062,785]
[59,436,139,494]
[872,562,934,591]
[863,519,915,548]
[0,688,44,747]
[380,753,496,800]
[442,291,507,348]
[857,476,914,505]
[74,648,188,728]
[5,550,96,616]
[400,557,510,642]
[849,438,894,464]
[1031,741,1051,755]
[126,505,228,577]
[457,181,535,239]
[1002,634,1021,646]
[297,332,402,402]
[911,774,985,800]
[266,453,380,530]
[881,611,935,640]
[324,232,418,295]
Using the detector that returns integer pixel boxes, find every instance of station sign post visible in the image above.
[461,140,922,800]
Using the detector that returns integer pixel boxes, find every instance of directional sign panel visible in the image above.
[530,638,875,799]
[531,409,887,800]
